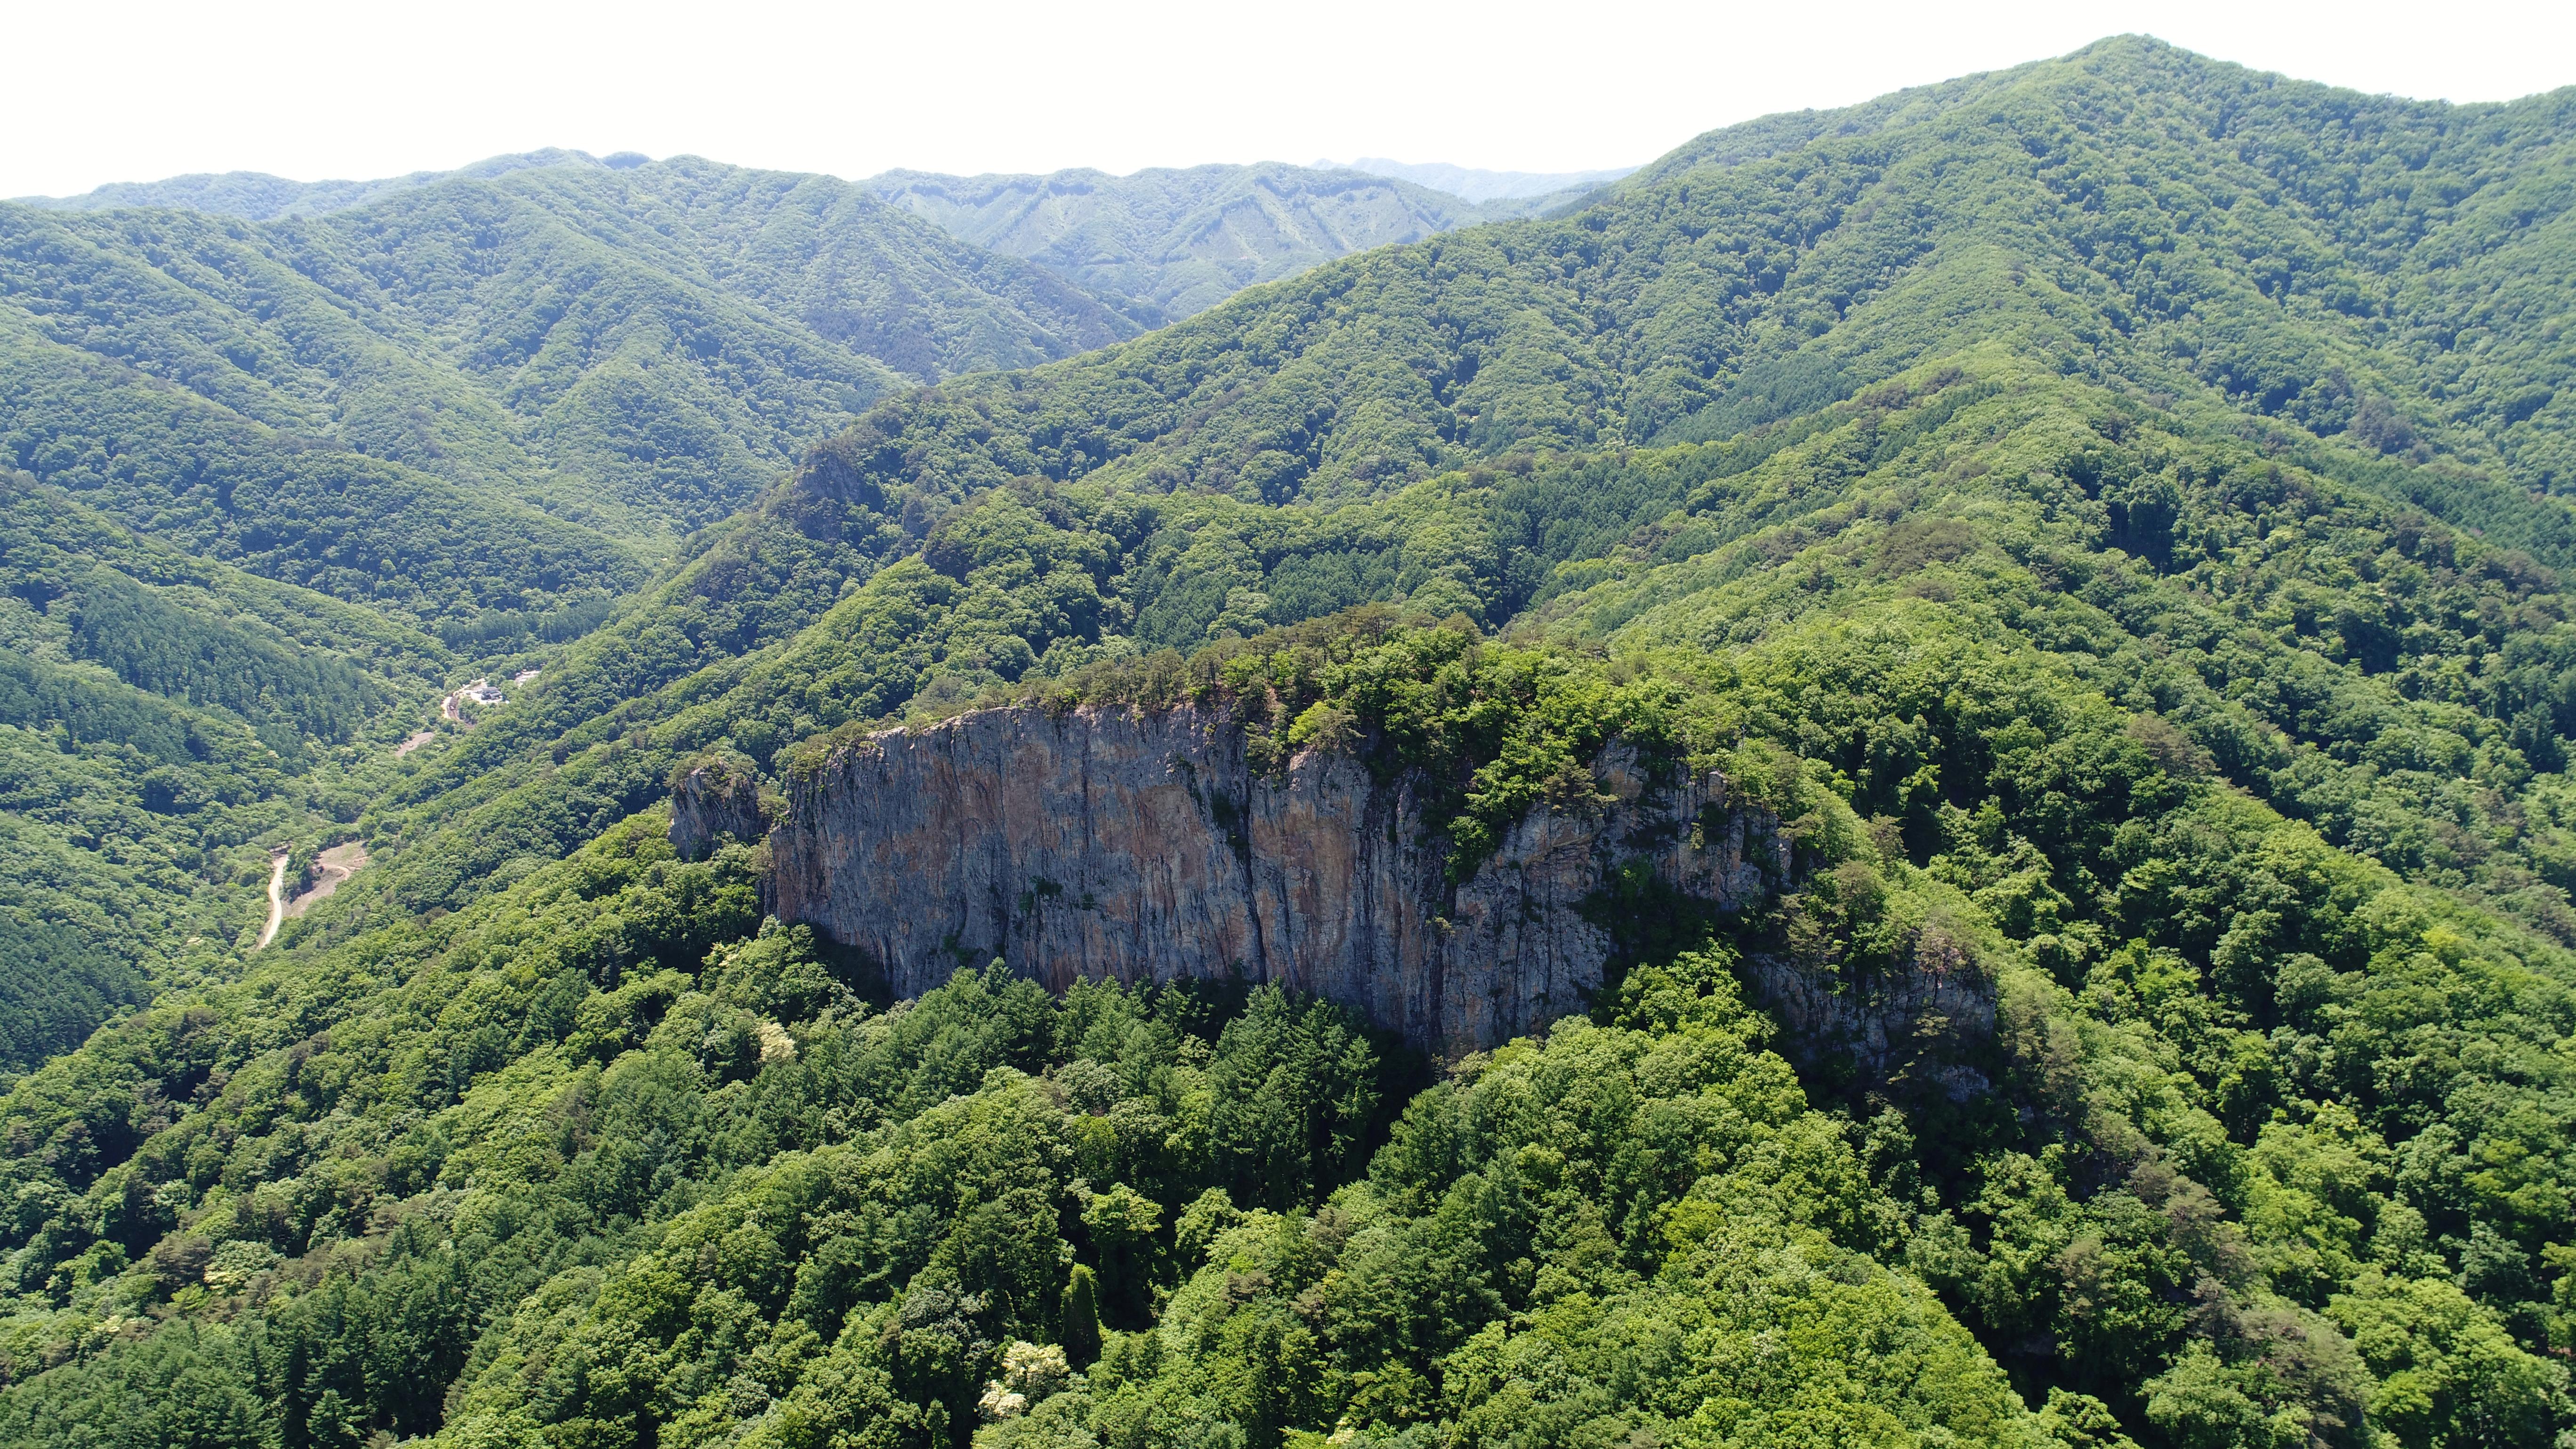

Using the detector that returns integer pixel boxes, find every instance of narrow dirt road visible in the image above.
[256,849,290,949]
[286,843,369,918]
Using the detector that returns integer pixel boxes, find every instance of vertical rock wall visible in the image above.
[669,753,771,862]
[763,704,1785,1053]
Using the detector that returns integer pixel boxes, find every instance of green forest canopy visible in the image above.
[3,32,2576,1449]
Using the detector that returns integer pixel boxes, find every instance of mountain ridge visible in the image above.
[24,153,1612,326]
[797,34,2576,515]
[8,147,620,219]
[851,160,1586,319]
[1336,154,1638,201]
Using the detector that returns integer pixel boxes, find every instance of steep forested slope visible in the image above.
[0,148,1156,1057]
[818,39,2576,521]
[19,358,2576,1449]
[0,472,456,1069]
[0,155,1142,564]
[6,34,2576,1449]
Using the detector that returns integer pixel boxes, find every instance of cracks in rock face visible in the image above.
[768,704,1787,1053]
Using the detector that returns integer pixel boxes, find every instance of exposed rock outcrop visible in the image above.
[670,751,771,862]
[767,704,1787,1053]
[1743,927,1996,1101]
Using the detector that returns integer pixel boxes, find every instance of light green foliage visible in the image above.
[200,346,2576,1449]
[0,138,1230,1072]
[942,970,2029,1449]
[64,347,2576,1445]
[1060,1265,1103,1369]
[0,810,1414,1449]
[0,475,457,1066]
[0,290,649,626]
[868,162,1538,321]
[383,943,2037,1449]
[17,148,598,220]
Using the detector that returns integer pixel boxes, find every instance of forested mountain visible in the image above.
[14,149,612,221]
[0,154,1142,565]
[0,152,1150,1073]
[1336,156,1638,202]
[865,162,1567,321]
[806,40,2576,518]
[0,140,1569,1071]
[6,33,2576,1449]
[30,152,1583,332]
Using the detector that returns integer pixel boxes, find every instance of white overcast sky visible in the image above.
[4,0,2571,198]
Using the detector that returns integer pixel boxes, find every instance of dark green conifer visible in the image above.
[1061,1264,1103,1369]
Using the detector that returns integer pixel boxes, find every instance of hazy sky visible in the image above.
[6,0,2571,198]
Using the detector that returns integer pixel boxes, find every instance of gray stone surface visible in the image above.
[669,756,770,862]
[766,704,1785,1053]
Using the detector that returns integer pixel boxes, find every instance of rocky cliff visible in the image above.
[763,704,1787,1053]
[1742,929,1996,1101]
[669,751,771,862]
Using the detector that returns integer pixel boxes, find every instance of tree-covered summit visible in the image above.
[803,36,2576,518]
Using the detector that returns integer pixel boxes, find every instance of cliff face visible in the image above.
[767,704,1785,1053]
[1743,930,1996,1101]
[670,755,770,862]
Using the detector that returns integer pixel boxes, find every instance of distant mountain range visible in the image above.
[14,148,636,220]
[2,156,1129,556]
[1330,155,1638,201]
[3,144,1643,614]
[863,162,1574,320]
[19,153,1628,322]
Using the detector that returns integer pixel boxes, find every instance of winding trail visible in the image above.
[256,849,290,950]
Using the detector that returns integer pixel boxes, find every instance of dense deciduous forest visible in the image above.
[5,32,2576,1449]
